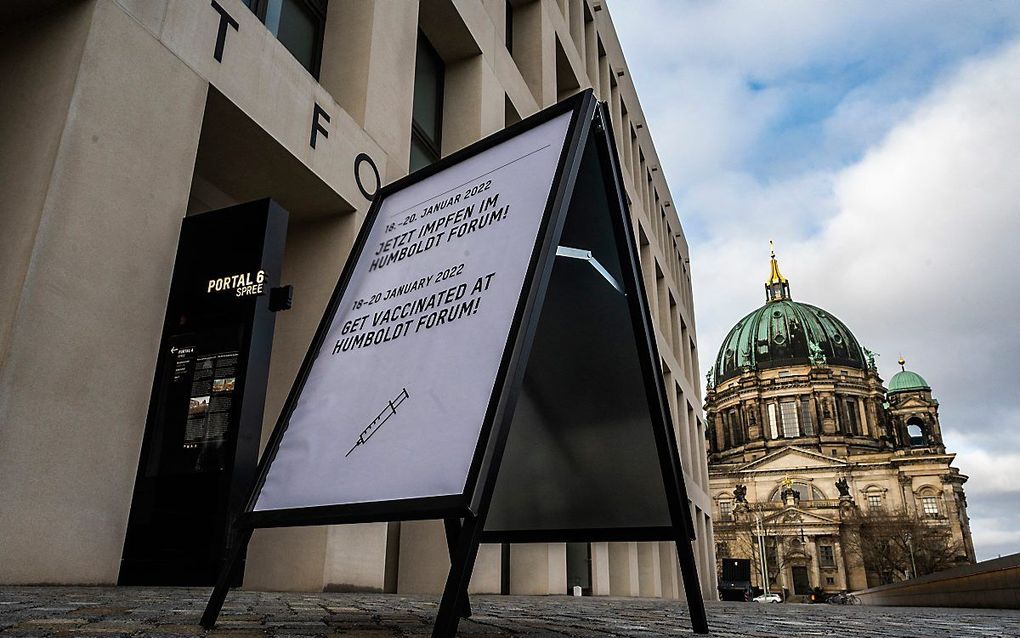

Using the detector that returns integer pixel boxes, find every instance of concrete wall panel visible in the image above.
[0,0,207,584]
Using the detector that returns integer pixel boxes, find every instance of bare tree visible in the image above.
[844,507,964,584]
[728,503,794,592]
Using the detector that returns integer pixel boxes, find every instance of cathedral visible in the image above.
[705,249,976,600]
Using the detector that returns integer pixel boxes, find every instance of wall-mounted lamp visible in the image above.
[269,285,294,312]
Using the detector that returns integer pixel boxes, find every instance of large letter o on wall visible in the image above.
[355,153,380,201]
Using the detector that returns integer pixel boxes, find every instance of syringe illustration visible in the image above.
[345,387,410,458]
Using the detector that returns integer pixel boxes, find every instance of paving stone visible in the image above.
[1,587,1019,637]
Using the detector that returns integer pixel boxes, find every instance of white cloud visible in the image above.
[951,446,1020,497]
[689,41,1020,561]
[614,3,1020,562]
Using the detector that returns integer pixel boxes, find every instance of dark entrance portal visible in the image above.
[792,565,811,596]
[566,543,592,595]
[119,200,288,586]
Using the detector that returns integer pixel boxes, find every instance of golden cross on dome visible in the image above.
[766,241,789,300]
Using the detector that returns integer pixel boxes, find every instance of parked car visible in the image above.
[753,592,783,603]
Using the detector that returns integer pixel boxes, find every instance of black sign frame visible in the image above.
[201,90,707,636]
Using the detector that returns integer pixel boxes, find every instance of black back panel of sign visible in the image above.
[483,120,675,538]
[119,199,287,585]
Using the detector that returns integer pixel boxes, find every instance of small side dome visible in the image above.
[888,358,930,393]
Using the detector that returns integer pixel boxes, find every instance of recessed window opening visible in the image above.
[410,32,444,172]
[242,0,327,78]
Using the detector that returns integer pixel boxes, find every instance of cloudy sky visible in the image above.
[613,1,1020,561]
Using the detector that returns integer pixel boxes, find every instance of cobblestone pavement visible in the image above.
[1,587,1018,638]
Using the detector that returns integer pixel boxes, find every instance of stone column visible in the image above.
[658,541,679,600]
[808,537,821,591]
[637,542,662,597]
[833,538,855,591]
[510,543,567,595]
[0,0,207,585]
[587,538,607,596]
[590,542,611,596]
[318,0,418,177]
[900,475,916,516]
[608,542,640,596]
[322,523,390,592]
[396,520,448,594]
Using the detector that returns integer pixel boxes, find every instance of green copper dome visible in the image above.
[887,369,929,393]
[713,300,868,384]
[711,251,867,385]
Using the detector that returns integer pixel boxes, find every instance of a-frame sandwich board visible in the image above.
[200,89,708,636]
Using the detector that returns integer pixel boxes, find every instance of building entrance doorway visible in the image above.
[791,565,811,596]
[566,543,592,595]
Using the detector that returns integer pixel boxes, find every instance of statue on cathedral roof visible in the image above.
[835,477,851,498]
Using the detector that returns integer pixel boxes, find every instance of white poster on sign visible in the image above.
[254,113,573,511]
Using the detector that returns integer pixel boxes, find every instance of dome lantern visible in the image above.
[766,241,791,303]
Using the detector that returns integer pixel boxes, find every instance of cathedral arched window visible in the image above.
[917,487,943,519]
[780,401,800,437]
[718,498,734,521]
[840,397,860,436]
[726,409,744,447]
[863,486,885,511]
[799,397,815,436]
[770,481,824,503]
[907,418,927,446]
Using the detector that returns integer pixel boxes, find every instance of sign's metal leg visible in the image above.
[433,515,484,637]
[674,534,709,634]
[200,526,254,629]
[442,518,472,619]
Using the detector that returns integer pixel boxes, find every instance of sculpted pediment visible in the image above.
[891,396,931,411]
[738,446,849,473]
[762,506,839,526]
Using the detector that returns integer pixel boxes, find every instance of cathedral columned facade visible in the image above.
[706,250,976,600]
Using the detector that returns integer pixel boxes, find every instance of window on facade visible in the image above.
[768,403,779,439]
[842,398,859,436]
[826,576,835,585]
[771,481,816,502]
[922,496,940,518]
[799,397,815,435]
[780,401,799,438]
[819,545,835,567]
[410,32,444,172]
[867,494,882,510]
[728,410,743,447]
[242,0,327,78]
[719,500,733,520]
[505,0,514,55]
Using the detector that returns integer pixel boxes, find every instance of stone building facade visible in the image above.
[706,252,975,598]
[0,0,715,600]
